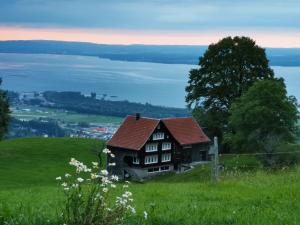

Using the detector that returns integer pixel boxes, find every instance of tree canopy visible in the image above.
[186,36,274,140]
[0,78,10,140]
[227,79,299,154]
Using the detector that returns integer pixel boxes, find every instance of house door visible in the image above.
[183,150,192,163]
[201,151,207,161]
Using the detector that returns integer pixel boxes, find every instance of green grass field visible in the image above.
[0,138,300,225]
[12,105,123,124]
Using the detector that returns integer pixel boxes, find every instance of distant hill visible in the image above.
[41,91,190,118]
[0,40,300,66]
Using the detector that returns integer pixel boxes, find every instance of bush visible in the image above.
[56,149,142,225]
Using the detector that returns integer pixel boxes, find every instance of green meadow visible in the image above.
[0,138,299,225]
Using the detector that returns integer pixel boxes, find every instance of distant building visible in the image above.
[107,114,211,180]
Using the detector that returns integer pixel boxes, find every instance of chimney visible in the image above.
[135,113,141,120]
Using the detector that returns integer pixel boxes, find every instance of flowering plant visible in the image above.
[56,148,141,225]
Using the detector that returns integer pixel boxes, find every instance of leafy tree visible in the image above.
[186,36,274,140]
[226,79,299,166]
[0,78,10,140]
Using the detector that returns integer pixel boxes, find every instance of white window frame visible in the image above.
[144,155,158,164]
[132,156,140,165]
[162,142,172,150]
[161,153,171,162]
[153,132,164,140]
[145,143,158,152]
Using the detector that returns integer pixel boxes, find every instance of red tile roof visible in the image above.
[162,117,210,145]
[107,116,159,150]
[107,116,210,151]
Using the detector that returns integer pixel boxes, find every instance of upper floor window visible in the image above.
[162,142,172,150]
[161,153,171,162]
[133,156,140,164]
[153,132,164,140]
[145,143,158,152]
[145,155,158,164]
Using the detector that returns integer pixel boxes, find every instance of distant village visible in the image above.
[8,91,120,140]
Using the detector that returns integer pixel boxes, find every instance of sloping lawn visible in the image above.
[0,138,299,225]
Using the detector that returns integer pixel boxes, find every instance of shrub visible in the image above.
[56,148,145,225]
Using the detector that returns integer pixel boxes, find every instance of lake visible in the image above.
[0,53,299,108]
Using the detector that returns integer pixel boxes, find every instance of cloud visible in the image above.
[0,0,299,31]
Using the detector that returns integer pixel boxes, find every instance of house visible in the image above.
[107,114,211,180]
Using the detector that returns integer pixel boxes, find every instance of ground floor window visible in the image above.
[148,167,160,173]
[160,166,170,171]
[148,165,170,173]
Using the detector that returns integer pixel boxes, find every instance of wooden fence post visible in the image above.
[213,136,219,182]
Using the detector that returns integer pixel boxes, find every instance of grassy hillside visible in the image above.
[0,138,299,225]
[0,138,103,188]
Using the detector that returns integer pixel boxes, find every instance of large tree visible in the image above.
[186,36,274,140]
[0,78,10,140]
[227,79,299,166]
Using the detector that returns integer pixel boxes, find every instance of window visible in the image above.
[161,153,171,162]
[160,166,170,171]
[148,166,170,173]
[132,156,139,164]
[153,132,164,140]
[145,155,158,164]
[162,142,172,150]
[148,167,159,173]
[145,143,158,152]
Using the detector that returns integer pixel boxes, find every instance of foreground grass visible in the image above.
[0,138,103,188]
[0,138,300,225]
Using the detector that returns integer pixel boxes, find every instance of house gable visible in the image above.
[139,121,178,167]
[107,115,159,150]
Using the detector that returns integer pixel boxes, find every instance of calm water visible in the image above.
[0,53,299,108]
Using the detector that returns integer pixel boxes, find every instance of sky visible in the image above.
[0,0,300,47]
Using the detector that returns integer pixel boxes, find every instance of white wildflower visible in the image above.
[61,182,68,187]
[101,176,111,185]
[101,169,108,176]
[92,162,99,168]
[110,184,116,188]
[123,184,129,188]
[65,173,71,178]
[127,205,136,214]
[77,177,84,183]
[110,153,115,158]
[91,173,99,179]
[111,175,119,181]
[64,187,69,191]
[108,162,116,166]
[56,176,62,180]
[102,148,111,154]
[102,187,108,193]
[144,211,148,220]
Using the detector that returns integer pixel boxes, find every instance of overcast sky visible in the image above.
[0,0,299,46]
